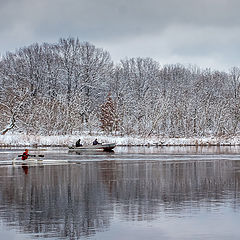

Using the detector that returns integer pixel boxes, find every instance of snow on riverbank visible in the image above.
[1,134,240,147]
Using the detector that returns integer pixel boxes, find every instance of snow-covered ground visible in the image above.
[1,134,240,146]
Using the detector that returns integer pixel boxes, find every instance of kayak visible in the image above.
[11,158,69,165]
[69,143,116,152]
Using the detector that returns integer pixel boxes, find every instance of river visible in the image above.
[0,146,240,240]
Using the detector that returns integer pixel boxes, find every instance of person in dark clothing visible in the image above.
[93,139,99,145]
[76,139,82,147]
[22,149,29,160]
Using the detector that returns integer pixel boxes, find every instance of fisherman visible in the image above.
[93,139,99,145]
[22,149,29,160]
[76,139,82,147]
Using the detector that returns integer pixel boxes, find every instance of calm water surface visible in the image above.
[0,146,240,239]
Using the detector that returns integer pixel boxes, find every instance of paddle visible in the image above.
[18,154,45,157]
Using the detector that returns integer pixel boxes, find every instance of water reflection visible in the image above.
[0,158,240,239]
[69,150,115,155]
[21,164,29,175]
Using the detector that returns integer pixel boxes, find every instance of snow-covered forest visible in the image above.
[1,37,240,138]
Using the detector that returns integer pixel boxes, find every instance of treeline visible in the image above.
[0,37,240,137]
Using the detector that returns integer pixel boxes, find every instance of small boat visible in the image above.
[68,143,116,152]
[11,158,69,165]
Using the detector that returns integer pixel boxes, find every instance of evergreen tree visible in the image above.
[100,93,118,133]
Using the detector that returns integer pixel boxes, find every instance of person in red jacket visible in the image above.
[22,149,29,160]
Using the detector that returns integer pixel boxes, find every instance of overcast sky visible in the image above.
[0,0,239,71]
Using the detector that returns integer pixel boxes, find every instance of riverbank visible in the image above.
[1,134,240,147]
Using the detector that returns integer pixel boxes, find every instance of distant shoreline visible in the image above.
[1,134,240,147]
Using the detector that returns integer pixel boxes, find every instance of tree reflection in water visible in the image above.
[0,160,240,239]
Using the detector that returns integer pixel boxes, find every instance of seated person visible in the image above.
[76,139,83,147]
[22,149,29,160]
[93,139,99,145]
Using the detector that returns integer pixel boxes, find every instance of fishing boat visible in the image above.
[68,143,116,152]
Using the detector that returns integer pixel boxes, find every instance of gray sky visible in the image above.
[0,0,239,70]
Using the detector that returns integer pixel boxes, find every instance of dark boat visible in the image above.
[68,143,116,152]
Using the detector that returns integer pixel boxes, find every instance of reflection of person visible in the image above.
[93,139,99,145]
[22,149,29,160]
[22,164,29,175]
[76,139,82,147]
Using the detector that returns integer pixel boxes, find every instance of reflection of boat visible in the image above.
[69,143,116,152]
